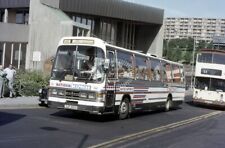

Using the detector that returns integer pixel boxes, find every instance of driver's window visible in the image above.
[107,49,117,79]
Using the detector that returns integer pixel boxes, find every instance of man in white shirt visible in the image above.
[4,64,16,98]
[0,65,7,98]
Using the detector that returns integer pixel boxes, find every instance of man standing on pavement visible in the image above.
[0,65,7,98]
[4,64,16,98]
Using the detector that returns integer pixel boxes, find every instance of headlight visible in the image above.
[195,91,198,98]
[88,93,95,99]
[80,92,87,98]
[96,93,105,102]
[38,89,42,94]
[58,90,64,96]
[51,89,57,95]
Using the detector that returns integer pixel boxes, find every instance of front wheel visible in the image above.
[165,99,172,112]
[39,101,45,106]
[118,98,130,120]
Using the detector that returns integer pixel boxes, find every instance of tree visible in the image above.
[163,38,213,64]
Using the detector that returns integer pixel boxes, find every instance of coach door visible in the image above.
[105,49,117,108]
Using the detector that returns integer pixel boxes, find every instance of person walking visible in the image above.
[0,65,7,98]
[4,64,16,98]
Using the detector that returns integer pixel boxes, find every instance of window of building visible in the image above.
[12,43,19,67]
[20,43,27,70]
[100,20,117,44]
[81,18,87,24]
[16,10,29,24]
[16,13,24,24]
[87,19,92,26]
[4,43,12,68]
[121,23,135,50]
[76,16,81,23]
[0,10,4,22]
[72,15,96,36]
[73,26,78,36]
[25,13,29,24]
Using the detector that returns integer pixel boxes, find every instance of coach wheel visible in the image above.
[165,99,172,112]
[119,98,130,120]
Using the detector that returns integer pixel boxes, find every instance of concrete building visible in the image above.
[0,0,164,71]
[164,17,225,42]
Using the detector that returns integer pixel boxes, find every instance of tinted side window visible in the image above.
[213,54,225,64]
[135,55,148,80]
[198,53,212,63]
[117,51,133,79]
[165,63,173,83]
[161,61,168,82]
[150,58,161,81]
[172,64,181,83]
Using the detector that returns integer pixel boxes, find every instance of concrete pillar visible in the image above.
[18,43,22,69]
[25,43,29,69]
[10,43,14,64]
[2,43,6,67]
[3,9,8,23]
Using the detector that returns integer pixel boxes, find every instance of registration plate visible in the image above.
[205,100,212,104]
[64,104,78,110]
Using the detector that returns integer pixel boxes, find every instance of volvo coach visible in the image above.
[48,37,185,119]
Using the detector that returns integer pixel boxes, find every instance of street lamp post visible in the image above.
[190,37,196,89]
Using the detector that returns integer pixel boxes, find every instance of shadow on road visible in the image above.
[50,106,182,122]
[130,107,182,118]
[51,110,118,122]
[0,112,26,126]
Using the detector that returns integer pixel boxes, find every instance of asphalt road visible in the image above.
[0,95,224,148]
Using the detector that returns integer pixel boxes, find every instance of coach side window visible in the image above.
[165,63,173,83]
[135,55,148,80]
[117,51,133,79]
[172,64,181,83]
[161,61,168,82]
[150,58,161,81]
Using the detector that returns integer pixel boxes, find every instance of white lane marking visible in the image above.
[89,111,222,148]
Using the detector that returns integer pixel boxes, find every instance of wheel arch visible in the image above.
[167,93,173,101]
[122,94,131,102]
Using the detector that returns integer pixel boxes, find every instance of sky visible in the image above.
[125,0,225,19]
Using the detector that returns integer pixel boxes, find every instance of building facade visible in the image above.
[164,17,225,41]
[0,0,164,71]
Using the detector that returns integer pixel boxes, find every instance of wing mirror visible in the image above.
[104,59,110,71]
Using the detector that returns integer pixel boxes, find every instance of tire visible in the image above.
[165,99,172,112]
[118,98,130,120]
[39,101,45,106]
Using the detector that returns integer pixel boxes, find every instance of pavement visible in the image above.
[185,89,193,96]
[0,96,41,109]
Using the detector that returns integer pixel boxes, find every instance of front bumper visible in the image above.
[193,98,225,108]
[48,100,108,115]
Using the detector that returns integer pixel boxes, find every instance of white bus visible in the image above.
[48,37,185,119]
[193,49,225,107]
